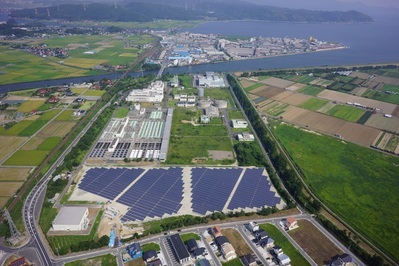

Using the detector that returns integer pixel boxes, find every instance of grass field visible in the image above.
[272,122,399,261]
[299,98,328,111]
[326,105,365,122]
[65,254,117,266]
[82,90,106,96]
[166,108,233,164]
[222,258,242,266]
[298,85,324,96]
[259,224,310,266]
[141,242,160,252]
[17,99,46,113]
[114,108,130,118]
[3,150,48,166]
[180,233,200,243]
[288,220,341,265]
[37,137,61,150]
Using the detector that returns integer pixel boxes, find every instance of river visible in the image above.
[1,16,398,93]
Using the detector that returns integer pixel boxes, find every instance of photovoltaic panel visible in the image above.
[78,167,144,200]
[118,167,184,222]
[191,168,243,215]
[228,168,280,210]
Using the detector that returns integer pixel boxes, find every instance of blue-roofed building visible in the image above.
[109,229,115,247]
[126,243,142,260]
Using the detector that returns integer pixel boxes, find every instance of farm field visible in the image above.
[250,86,284,99]
[326,105,365,122]
[37,136,62,150]
[82,90,106,97]
[0,46,97,85]
[365,114,399,133]
[0,136,28,161]
[259,224,310,266]
[298,85,324,96]
[260,77,295,88]
[0,198,9,209]
[275,92,311,106]
[0,167,32,181]
[17,99,46,113]
[21,136,46,150]
[55,110,75,121]
[3,150,49,166]
[317,90,397,115]
[298,98,328,111]
[362,89,399,105]
[2,120,34,136]
[0,182,24,197]
[271,122,399,261]
[37,121,76,138]
[280,107,380,146]
[288,220,342,265]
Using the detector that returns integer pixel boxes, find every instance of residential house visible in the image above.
[211,225,223,238]
[215,236,229,247]
[260,237,275,249]
[126,243,142,260]
[285,217,298,231]
[187,239,198,253]
[143,249,158,262]
[255,229,268,240]
[277,254,291,266]
[273,245,283,256]
[221,242,237,261]
[329,253,354,266]
[240,254,257,266]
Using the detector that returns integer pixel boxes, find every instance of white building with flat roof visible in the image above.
[198,72,225,88]
[231,119,248,128]
[126,81,164,102]
[52,206,89,231]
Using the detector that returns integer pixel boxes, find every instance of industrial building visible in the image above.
[196,72,226,88]
[237,132,255,142]
[169,233,191,264]
[126,80,164,102]
[52,206,89,231]
[231,119,248,128]
[88,108,173,162]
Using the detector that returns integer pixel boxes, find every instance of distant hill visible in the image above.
[10,1,373,23]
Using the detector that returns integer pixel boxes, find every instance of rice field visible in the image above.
[298,98,328,111]
[3,150,49,166]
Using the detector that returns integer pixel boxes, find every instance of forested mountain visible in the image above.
[11,1,373,23]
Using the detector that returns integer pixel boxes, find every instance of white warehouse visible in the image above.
[52,206,89,231]
[126,80,165,102]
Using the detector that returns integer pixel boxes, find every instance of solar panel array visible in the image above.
[228,168,280,210]
[79,167,144,200]
[118,167,184,221]
[191,168,243,215]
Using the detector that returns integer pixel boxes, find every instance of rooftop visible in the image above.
[52,206,88,226]
[169,234,190,261]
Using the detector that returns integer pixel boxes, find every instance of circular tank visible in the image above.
[214,100,227,109]
[197,100,211,108]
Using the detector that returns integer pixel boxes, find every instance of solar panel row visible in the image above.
[78,167,281,222]
[118,167,184,221]
[228,168,280,210]
[191,168,243,215]
[78,167,144,200]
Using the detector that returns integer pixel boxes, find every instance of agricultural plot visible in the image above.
[0,182,23,197]
[286,83,307,91]
[37,121,76,138]
[288,220,342,266]
[55,110,75,121]
[309,78,333,87]
[0,136,28,162]
[21,136,46,150]
[318,90,397,114]
[263,102,289,117]
[0,167,32,181]
[298,85,324,96]
[298,98,328,111]
[17,99,46,113]
[71,88,86,94]
[251,86,284,99]
[2,120,33,136]
[37,137,62,150]
[0,47,95,85]
[351,87,368,96]
[280,108,380,146]
[316,101,336,114]
[362,89,399,105]
[83,90,106,97]
[276,92,311,106]
[244,83,264,93]
[260,77,295,88]
[326,105,365,122]
[239,79,257,88]
[0,197,9,209]
[19,119,49,136]
[3,150,49,166]
[365,114,399,133]
[289,75,316,83]
[272,123,399,261]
